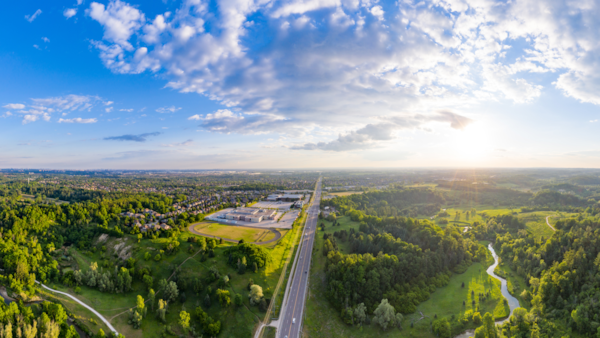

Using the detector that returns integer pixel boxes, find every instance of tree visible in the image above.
[432,317,451,338]
[148,289,155,311]
[143,275,153,291]
[483,312,497,338]
[156,299,167,323]
[217,289,231,307]
[372,299,396,331]
[164,281,179,303]
[179,311,190,332]
[249,284,263,305]
[472,312,482,325]
[204,294,211,308]
[354,303,367,326]
[95,329,106,338]
[136,295,146,316]
[234,293,243,307]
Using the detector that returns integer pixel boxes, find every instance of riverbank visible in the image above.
[454,244,520,338]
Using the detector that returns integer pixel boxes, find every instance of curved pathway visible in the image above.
[545,215,557,231]
[36,282,118,335]
[187,224,282,245]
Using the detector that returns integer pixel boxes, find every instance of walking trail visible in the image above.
[187,224,282,245]
[37,282,119,335]
[545,215,557,231]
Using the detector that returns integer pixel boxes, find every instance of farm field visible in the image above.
[192,222,277,243]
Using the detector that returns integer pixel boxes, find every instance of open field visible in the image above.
[193,222,277,243]
[517,211,556,240]
[21,194,68,205]
[303,218,507,338]
[426,207,519,228]
[327,191,364,197]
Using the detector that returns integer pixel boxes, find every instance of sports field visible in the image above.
[193,222,277,243]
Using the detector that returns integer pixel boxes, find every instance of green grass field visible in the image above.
[427,207,519,228]
[192,222,277,243]
[517,211,555,241]
[303,218,508,338]
[262,325,276,338]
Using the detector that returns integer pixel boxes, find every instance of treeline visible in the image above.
[0,299,110,338]
[324,213,483,316]
[321,188,445,218]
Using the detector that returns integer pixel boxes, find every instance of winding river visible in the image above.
[454,243,520,337]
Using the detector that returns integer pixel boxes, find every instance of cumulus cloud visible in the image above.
[25,9,42,23]
[156,106,181,114]
[119,108,134,112]
[84,0,600,139]
[64,8,77,19]
[3,104,26,110]
[87,1,144,50]
[292,111,474,151]
[187,114,201,120]
[104,132,161,142]
[58,117,98,123]
[42,37,50,43]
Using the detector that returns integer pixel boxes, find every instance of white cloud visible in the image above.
[105,107,114,112]
[119,108,134,112]
[3,104,26,110]
[58,117,98,123]
[15,95,106,124]
[42,37,50,43]
[85,0,600,141]
[87,1,144,51]
[25,9,42,23]
[291,111,474,151]
[64,8,77,19]
[156,106,181,113]
[590,120,598,123]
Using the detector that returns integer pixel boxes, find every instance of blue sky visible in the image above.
[2,0,600,169]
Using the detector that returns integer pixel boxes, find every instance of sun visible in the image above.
[451,122,491,162]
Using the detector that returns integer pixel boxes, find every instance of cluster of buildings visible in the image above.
[217,207,278,223]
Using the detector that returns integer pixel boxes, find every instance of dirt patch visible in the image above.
[96,234,109,245]
[112,239,132,261]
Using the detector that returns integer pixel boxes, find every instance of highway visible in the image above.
[278,178,321,338]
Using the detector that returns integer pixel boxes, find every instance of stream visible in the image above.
[454,243,520,337]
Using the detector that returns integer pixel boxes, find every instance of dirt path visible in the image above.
[187,224,282,245]
[38,282,118,335]
[545,215,557,231]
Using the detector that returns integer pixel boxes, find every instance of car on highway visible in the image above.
[293,318,296,324]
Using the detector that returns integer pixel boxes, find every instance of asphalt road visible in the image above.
[278,179,321,338]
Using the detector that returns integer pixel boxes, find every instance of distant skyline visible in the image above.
[2,0,600,169]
